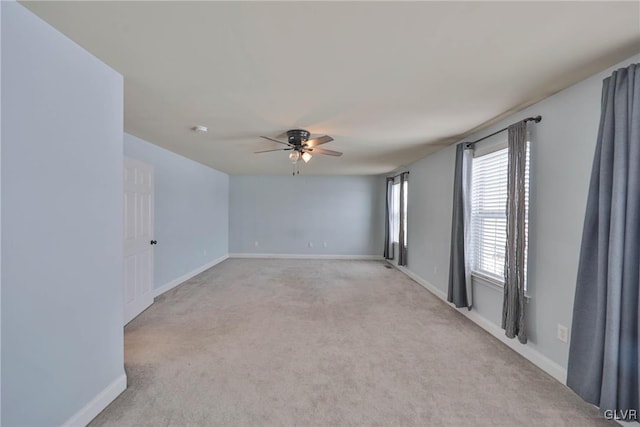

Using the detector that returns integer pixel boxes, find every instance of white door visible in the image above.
[123,157,155,325]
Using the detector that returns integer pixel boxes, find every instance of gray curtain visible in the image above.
[398,172,409,266]
[501,121,528,344]
[384,177,394,259]
[567,63,639,417]
[448,144,472,308]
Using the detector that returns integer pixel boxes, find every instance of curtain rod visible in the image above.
[463,115,542,148]
[387,171,409,180]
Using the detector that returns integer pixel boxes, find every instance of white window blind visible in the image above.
[470,148,508,281]
[470,144,530,285]
[391,182,400,243]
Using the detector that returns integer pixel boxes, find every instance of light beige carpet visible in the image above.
[91,259,610,426]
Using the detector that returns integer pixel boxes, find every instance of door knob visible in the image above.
[150,240,157,245]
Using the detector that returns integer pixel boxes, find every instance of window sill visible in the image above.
[471,271,504,287]
[471,272,531,301]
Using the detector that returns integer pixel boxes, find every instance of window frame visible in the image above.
[391,180,401,244]
[389,176,408,249]
[468,136,530,290]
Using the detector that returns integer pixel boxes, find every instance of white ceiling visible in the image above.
[23,1,640,175]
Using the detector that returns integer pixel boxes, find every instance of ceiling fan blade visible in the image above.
[260,136,292,147]
[254,148,292,154]
[308,147,342,156]
[305,135,334,147]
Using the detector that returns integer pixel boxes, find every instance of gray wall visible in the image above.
[230,175,384,256]
[401,52,640,370]
[1,3,124,425]
[124,133,229,289]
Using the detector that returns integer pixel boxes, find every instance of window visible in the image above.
[470,143,530,285]
[391,181,400,243]
[390,179,407,246]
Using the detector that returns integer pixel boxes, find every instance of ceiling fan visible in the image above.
[255,129,342,174]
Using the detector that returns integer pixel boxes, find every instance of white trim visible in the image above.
[154,254,229,298]
[229,253,383,260]
[472,133,508,157]
[389,261,567,384]
[392,263,447,300]
[471,270,504,288]
[62,373,126,427]
[472,274,532,301]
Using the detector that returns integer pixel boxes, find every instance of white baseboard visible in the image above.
[62,373,126,427]
[154,254,229,298]
[228,253,383,260]
[395,264,448,300]
[390,262,568,384]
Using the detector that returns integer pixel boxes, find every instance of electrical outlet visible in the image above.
[254,241,259,247]
[323,242,328,248]
[433,266,439,274]
[557,324,568,343]
[308,242,313,248]
[203,249,207,256]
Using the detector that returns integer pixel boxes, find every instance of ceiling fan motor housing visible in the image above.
[287,129,310,147]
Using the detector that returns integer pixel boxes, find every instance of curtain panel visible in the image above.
[448,144,473,308]
[384,177,394,259]
[567,63,639,418]
[501,121,528,344]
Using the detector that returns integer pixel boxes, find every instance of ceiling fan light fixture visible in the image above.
[256,130,341,174]
[192,125,208,134]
